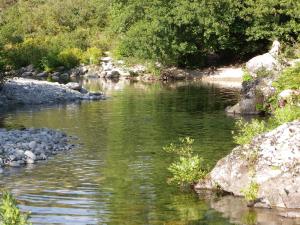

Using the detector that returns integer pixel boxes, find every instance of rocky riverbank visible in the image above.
[0,128,76,170]
[225,40,291,115]
[195,120,300,210]
[0,78,105,107]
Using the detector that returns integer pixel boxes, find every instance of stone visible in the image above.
[26,158,35,164]
[60,73,70,81]
[195,120,300,209]
[269,40,281,57]
[51,75,60,82]
[29,141,37,149]
[246,53,280,77]
[66,82,81,91]
[36,72,48,78]
[9,161,20,167]
[106,70,120,79]
[24,150,37,160]
[22,72,33,77]
[101,57,112,62]
[80,88,88,94]
[279,89,300,100]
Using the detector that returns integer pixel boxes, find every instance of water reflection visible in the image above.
[197,190,300,225]
[0,79,240,224]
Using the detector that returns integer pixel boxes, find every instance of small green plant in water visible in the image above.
[0,191,31,225]
[164,137,208,187]
[241,181,259,203]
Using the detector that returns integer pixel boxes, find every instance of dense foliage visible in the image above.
[111,0,300,67]
[0,191,30,225]
[0,0,299,72]
[0,0,109,71]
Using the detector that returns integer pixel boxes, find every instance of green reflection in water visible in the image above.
[0,81,239,224]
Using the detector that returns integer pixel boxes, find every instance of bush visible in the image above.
[0,191,31,225]
[234,105,300,145]
[273,63,300,92]
[242,69,253,82]
[81,47,102,65]
[270,105,300,127]
[164,137,208,187]
[58,48,83,69]
[233,119,266,145]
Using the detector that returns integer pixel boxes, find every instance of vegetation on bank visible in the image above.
[234,63,300,145]
[0,191,31,225]
[0,0,299,76]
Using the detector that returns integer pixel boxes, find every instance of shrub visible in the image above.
[233,119,266,145]
[81,47,102,65]
[273,63,300,92]
[58,48,83,69]
[164,137,208,187]
[0,191,31,225]
[270,105,300,128]
[168,156,208,186]
[242,70,253,82]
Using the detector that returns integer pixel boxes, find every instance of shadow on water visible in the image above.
[0,79,294,225]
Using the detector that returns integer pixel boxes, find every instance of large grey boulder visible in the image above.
[195,120,300,209]
[246,40,281,76]
[246,53,281,77]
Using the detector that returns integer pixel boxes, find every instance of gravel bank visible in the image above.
[0,128,76,170]
[0,78,105,106]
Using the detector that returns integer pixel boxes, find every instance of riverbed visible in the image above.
[0,80,241,224]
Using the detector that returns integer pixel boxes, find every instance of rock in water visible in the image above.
[25,150,37,161]
[195,120,300,209]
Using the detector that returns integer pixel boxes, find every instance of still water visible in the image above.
[0,80,241,225]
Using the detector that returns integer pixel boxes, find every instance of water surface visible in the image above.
[0,80,240,224]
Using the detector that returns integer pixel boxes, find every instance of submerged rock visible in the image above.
[195,120,300,209]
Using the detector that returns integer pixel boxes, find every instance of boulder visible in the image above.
[25,150,37,161]
[246,53,281,77]
[66,82,82,91]
[101,57,112,63]
[60,73,70,82]
[246,40,281,77]
[22,72,33,77]
[106,70,120,79]
[279,89,300,100]
[195,120,300,209]
[36,72,48,78]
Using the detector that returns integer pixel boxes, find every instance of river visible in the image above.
[0,79,241,224]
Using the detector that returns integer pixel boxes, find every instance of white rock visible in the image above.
[195,120,300,209]
[246,53,280,76]
[25,150,37,160]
